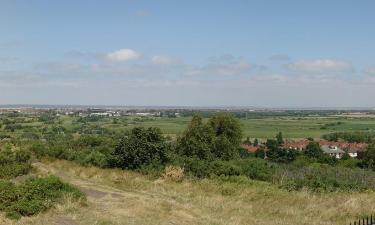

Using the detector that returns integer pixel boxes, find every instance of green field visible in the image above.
[3,114,375,140]
[105,115,375,139]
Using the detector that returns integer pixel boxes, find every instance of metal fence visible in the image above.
[349,215,375,225]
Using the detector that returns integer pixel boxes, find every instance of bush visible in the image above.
[0,176,85,219]
[110,127,169,169]
[28,142,49,157]
[237,159,274,181]
[0,163,32,179]
[0,148,32,179]
[180,157,211,178]
[210,161,242,176]
[80,150,108,168]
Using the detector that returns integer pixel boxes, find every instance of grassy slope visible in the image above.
[2,160,375,225]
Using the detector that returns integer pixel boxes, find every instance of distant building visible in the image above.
[283,139,367,158]
[321,145,345,159]
[240,144,259,153]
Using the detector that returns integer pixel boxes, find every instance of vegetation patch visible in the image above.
[0,148,32,179]
[0,175,85,220]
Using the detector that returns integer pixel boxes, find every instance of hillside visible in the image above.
[1,159,374,225]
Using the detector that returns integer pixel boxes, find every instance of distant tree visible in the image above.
[276,132,284,146]
[111,127,169,169]
[360,142,375,169]
[265,139,278,151]
[304,141,324,159]
[254,146,266,159]
[243,136,252,145]
[253,138,259,147]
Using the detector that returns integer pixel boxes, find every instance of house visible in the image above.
[321,145,345,159]
[283,140,310,151]
[347,149,358,158]
[284,139,368,158]
[240,144,259,153]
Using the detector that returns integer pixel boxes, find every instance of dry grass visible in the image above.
[161,165,184,182]
[2,159,375,225]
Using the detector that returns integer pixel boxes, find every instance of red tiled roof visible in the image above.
[240,144,259,153]
[283,139,368,152]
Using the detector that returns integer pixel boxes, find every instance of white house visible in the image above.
[321,145,345,159]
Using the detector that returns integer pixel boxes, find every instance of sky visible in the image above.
[0,0,375,107]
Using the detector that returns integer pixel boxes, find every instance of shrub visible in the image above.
[237,159,273,181]
[80,150,108,168]
[209,161,242,177]
[110,127,169,169]
[28,142,49,157]
[0,176,85,220]
[0,163,32,180]
[0,148,32,179]
[180,157,211,178]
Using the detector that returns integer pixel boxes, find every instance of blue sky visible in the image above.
[1,0,375,107]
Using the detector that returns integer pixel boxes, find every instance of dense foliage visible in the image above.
[176,113,242,161]
[323,131,375,143]
[110,127,169,169]
[0,147,31,179]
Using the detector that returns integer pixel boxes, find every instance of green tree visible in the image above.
[304,141,323,159]
[209,113,242,160]
[243,136,252,145]
[253,138,259,147]
[176,115,215,160]
[177,113,242,160]
[254,146,266,159]
[276,132,284,146]
[361,142,375,169]
[111,127,169,169]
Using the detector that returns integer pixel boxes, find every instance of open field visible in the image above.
[3,114,375,139]
[1,159,374,225]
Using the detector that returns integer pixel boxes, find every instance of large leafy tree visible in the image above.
[209,113,242,160]
[177,113,242,160]
[176,115,215,160]
[111,127,169,169]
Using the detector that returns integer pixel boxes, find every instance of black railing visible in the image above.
[349,215,375,225]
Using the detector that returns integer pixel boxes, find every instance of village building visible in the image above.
[321,145,345,159]
[243,139,368,159]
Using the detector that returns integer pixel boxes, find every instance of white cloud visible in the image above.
[186,59,252,76]
[151,55,181,65]
[288,59,353,74]
[106,49,141,62]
